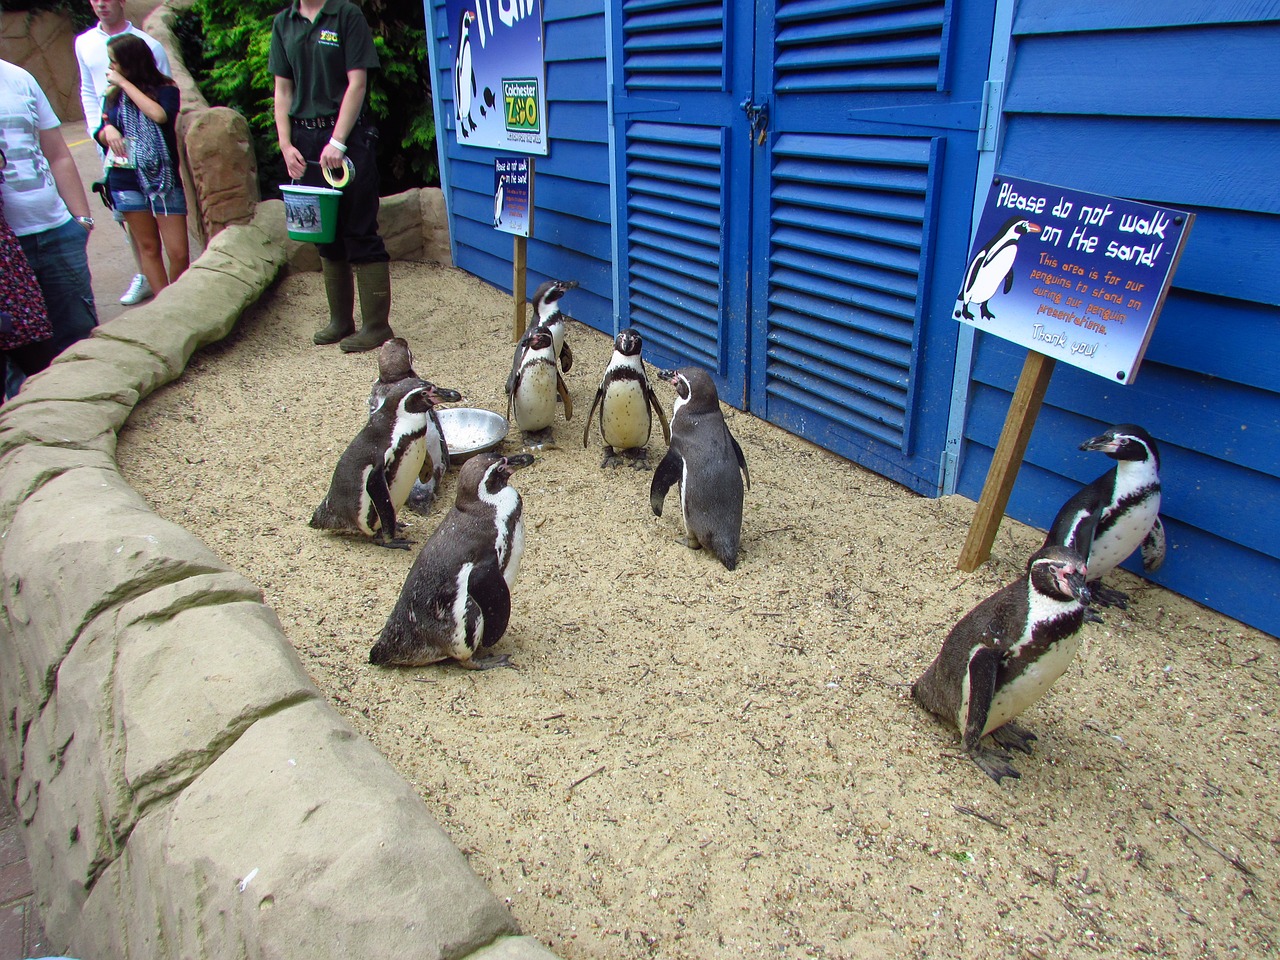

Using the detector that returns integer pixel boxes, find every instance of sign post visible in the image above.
[953,175,1193,571]
[494,156,534,341]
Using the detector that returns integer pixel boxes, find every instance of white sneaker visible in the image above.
[120,274,153,305]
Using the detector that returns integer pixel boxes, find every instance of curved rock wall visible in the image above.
[0,207,549,960]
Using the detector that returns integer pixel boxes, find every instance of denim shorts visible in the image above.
[111,186,188,216]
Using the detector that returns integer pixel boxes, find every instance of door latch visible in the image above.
[741,99,769,146]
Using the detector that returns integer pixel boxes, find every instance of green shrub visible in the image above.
[175,0,438,198]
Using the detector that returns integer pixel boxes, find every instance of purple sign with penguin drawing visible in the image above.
[954,175,1193,384]
[446,0,549,155]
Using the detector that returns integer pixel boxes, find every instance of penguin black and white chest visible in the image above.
[955,215,1042,321]
[1045,423,1164,608]
[650,367,750,570]
[454,11,478,136]
[366,339,463,514]
[507,327,572,444]
[912,545,1093,783]
[369,452,535,670]
[506,278,578,399]
[310,383,433,549]
[582,328,671,467]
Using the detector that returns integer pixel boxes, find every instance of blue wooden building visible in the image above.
[422,0,1280,637]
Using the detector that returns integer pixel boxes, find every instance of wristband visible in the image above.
[328,137,347,154]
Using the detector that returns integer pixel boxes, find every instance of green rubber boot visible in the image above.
[314,259,355,345]
[341,261,394,353]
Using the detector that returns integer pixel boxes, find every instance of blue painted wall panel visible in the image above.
[957,5,1280,636]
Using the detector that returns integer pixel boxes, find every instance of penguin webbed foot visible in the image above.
[979,301,995,320]
[1090,584,1130,609]
[969,746,1022,784]
[678,534,702,552]
[989,723,1037,756]
[375,534,414,551]
[458,653,516,671]
[1084,606,1106,624]
[521,429,556,451]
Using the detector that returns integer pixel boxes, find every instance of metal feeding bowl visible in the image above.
[437,407,509,465]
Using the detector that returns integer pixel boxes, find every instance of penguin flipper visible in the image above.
[468,556,511,651]
[556,372,573,421]
[647,384,671,445]
[505,337,527,397]
[560,340,573,374]
[365,465,409,549]
[650,449,682,517]
[1141,516,1166,572]
[730,434,751,491]
[582,387,604,448]
[1002,268,1015,296]
[961,646,1022,783]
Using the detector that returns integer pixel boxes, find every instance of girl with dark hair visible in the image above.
[95,33,188,296]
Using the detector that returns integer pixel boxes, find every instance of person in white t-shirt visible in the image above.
[0,60,98,384]
[75,0,171,307]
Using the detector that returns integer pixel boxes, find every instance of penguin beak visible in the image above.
[428,385,463,404]
[657,368,677,385]
[1063,567,1090,602]
[1026,223,1042,233]
[502,453,536,471]
[1080,432,1119,453]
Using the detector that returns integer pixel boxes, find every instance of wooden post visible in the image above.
[512,235,528,342]
[957,350,1057,572]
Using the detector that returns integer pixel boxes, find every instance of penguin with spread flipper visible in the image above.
[582,328,670,468]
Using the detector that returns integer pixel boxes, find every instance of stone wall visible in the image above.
[0,207,549,960]
[2,10,83,122]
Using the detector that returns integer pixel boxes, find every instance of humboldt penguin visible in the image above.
[369,452,535,669]
[310,382,433,550]
[367,338,462,515]
[912,546,1093,784]
[955,215,1041,321]
[506,279,578,397]
[649,367,750,570]
[582,328,671,467]
[1044,423,1165,608]
[507,326,572,447]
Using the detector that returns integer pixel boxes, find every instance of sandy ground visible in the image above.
[116,262,1279,960]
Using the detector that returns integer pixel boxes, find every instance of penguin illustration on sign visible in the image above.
[1044,423,1165,608]
[912,545,1093,783]
[369,452,535,670]
[455,10,480,137]
[650,367,750,570]
[955,215,1041,321]
[582,328,670,467]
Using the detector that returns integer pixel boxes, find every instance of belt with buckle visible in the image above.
[292,115,337,130]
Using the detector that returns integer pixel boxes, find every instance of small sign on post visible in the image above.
[954,175,1193,571]
[495,157,534,341]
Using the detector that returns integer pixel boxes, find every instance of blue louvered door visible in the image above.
[610,0,996,494]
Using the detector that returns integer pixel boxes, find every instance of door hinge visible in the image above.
[977,80,1003,153]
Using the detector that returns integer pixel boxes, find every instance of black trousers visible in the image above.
[290,122,389,264]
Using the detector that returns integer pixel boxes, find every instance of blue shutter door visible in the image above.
[749,0,996,494]
[610,0,753,403]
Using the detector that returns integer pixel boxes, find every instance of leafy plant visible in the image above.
[175,0,437,198]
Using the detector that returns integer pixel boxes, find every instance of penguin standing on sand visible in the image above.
[508,327,572,447]
[955,216,1042,321]
[650,367,750,570]
[369,452,535,669]
[1044,423,1165,608]
[454,11,479,137]
[912,545,1093,784]
[506,279,578,394]
[582,328,670,467]
[310,383,434,550]
[367,338,462,515]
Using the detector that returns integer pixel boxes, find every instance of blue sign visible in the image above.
[955,175,1193,383]
[445,0,549,156]
[494,156,533,237]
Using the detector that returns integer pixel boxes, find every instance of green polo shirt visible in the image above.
[268,0,380,119]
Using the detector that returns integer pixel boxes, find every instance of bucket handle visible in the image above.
[295,158,354,190]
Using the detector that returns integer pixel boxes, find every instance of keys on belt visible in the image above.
[292,115,337,129]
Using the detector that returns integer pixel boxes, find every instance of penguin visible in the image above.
[1044,423,1165,609]
[911,545,1093,784]
[310,382,434,550]
[367,338,463,515]
[955,215,1042,321]
[507,326,572,447]
[649,367,750,570]
[581,327,671,468]
[494,176,505,228]
[506,279,577,392]
[454,10,479,137]
[369,452,535,669]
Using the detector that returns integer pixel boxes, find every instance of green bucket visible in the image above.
[281,184,342,244]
